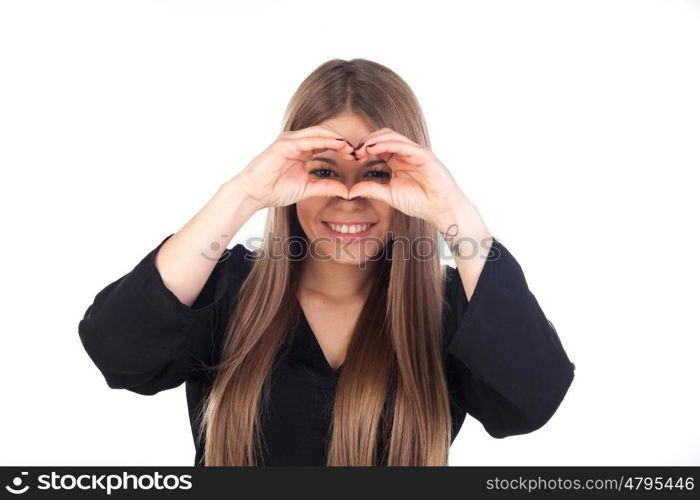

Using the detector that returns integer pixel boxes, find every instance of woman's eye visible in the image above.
[366,169,391,180]
[310,168,390,180]
[310,168,336,178]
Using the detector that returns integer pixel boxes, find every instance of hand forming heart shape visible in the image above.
[233,125,471,230]
[344,127,470,228]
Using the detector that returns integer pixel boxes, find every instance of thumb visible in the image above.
[348,181,392,205]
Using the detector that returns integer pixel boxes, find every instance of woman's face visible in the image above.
[296,112,394,266]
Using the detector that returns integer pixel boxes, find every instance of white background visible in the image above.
[1,0,698,466]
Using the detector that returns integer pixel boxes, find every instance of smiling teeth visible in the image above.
[328,223,371,234]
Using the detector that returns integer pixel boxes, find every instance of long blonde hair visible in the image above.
[197,58,451,466]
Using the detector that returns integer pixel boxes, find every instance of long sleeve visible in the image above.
[443,237,575,438]
[78,233,252,395]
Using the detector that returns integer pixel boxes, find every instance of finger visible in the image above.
[359,140,430,169]
[283,136,354,161]
[348,180,393,206]
[354,127,395,147]
[356,129,418,151]
[301,178,349,201]
[354,135,420,162]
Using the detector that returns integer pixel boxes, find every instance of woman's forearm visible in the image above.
[432,197,494,301]
[154,177,261,308]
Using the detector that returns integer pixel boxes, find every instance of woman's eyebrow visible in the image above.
[311,156,387,168]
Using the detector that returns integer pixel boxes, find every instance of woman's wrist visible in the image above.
[432,197,493,259]
[431,196,482,234]
[219,176,265,218]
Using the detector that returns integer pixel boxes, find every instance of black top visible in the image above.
[78,233,576,466]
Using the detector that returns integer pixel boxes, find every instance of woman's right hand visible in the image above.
[232,125,355,211]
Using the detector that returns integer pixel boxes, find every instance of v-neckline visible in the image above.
[297,300,343,377]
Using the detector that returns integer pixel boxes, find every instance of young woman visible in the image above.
[78,58,575,466]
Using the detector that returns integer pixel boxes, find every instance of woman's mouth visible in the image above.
[321,221,378,240]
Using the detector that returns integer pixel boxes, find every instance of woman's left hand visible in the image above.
[348,128,471,228]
